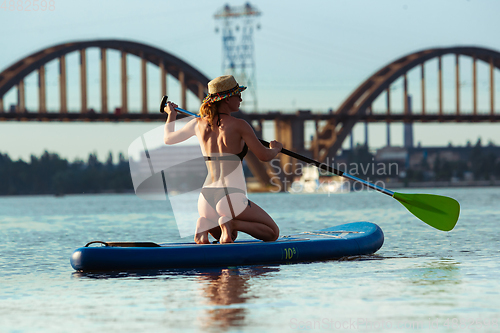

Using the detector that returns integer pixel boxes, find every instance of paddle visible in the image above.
[160,96,460,231]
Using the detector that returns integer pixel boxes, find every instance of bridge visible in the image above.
[0,40,208,117]
[1,40,500,189]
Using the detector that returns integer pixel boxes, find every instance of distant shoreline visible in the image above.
[4,180,495,196]
[246,180,500,192]
[0,190,135,198]
[383,180,500,189]
[1,181,500,197]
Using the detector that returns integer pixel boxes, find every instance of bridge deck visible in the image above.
[1,112,499,123]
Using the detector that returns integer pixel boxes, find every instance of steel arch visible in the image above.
[0,40,274,188]
[314,46,500,162]
[0,39,210,98]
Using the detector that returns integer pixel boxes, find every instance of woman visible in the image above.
[164,75,282,244]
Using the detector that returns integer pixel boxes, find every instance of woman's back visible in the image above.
[196,116,246,189]
[196,115,245,156]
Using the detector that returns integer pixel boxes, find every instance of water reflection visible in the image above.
[71,265,280,330]
[196,266,280,330]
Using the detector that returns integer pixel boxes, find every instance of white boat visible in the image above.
[289,166,350,194]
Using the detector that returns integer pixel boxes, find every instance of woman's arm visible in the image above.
[238,119,282,161]
[163,102,196,144]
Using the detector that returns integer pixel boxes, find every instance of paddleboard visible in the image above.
[70,221,383,272]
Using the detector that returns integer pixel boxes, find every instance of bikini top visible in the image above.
[204,143,248,162]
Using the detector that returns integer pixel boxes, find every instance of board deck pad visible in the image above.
[70,222,384,272]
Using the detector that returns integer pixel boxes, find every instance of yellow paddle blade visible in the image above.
[393,192,460,231]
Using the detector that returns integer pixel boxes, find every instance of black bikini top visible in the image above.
[204,143,248,162]
[236,143,248,160]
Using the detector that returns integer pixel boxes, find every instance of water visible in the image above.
[1,188,499,332]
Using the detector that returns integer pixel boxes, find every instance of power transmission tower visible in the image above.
[214,3,261,112]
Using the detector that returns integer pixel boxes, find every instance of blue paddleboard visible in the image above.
[70,222,383,272]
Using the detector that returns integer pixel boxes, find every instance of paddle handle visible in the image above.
[161,96,199,118]
[160,96,394,197]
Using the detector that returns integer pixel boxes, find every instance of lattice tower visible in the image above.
[214,3,261,112]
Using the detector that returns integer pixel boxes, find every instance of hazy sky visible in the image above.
[1,0,500,161]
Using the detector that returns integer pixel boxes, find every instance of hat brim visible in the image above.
[202,86,247,104]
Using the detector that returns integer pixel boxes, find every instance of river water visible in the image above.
[0,187,499,332]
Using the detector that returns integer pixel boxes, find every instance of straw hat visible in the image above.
[202,75,247,104]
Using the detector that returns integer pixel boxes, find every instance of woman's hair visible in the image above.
[199,100,224,130]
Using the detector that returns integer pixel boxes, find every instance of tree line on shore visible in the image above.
[0,151,133,196]
[1,138,498,196]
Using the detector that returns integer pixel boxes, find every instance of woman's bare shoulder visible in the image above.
[233,117,251,128]
[194,116,208,129]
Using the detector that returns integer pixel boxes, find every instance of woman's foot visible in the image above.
[218,216,234,243]
[208,226,237,243]
[194,231,210,244]
[195,217,212,244]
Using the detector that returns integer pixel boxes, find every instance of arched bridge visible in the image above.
[311,46,500,162]
[1,42,500,189]
[0,39,209,116]
[0,39,273,186]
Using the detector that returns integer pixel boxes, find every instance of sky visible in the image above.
[1,0,500,162]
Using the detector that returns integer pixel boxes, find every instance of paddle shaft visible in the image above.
[258,139,394,196]
[160,97,394,197]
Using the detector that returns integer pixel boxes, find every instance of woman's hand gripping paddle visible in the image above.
[159,96,460,231]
